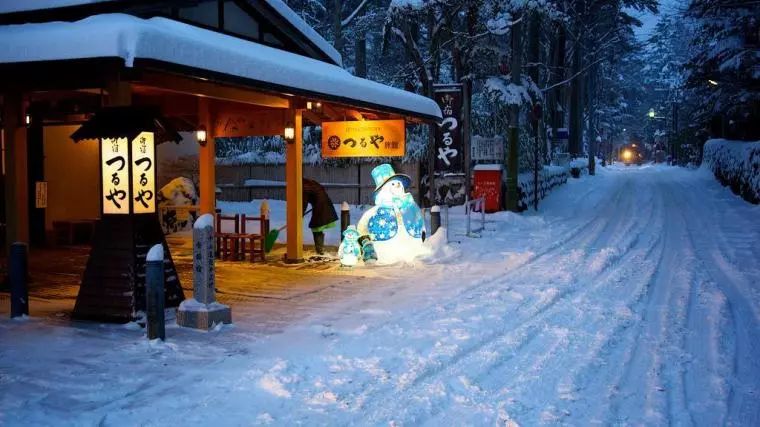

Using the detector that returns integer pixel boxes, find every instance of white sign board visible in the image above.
[101,137,130,214]
[131,132,156,214]
[472,136,504,161]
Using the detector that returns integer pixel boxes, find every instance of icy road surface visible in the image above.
[1,165,759,425]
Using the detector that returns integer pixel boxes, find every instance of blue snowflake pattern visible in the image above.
[368,207,398,241]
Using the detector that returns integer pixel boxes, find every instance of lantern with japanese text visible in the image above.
[69,107,185,323]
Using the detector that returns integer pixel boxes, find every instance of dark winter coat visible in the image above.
[302,178,338,230]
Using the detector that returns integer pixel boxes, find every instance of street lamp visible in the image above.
[648,108,656,119]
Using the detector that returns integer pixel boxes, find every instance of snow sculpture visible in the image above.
[357,164,427,264]
[338,225,362,267]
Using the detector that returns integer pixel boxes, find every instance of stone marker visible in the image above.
[145,244,165,340]
[176,214,232,330]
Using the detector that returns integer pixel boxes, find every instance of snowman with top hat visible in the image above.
[357,163,427,264]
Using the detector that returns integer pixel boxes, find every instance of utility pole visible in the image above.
[506,11,523,212]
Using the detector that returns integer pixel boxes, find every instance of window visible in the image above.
[224,1,259,40]
[262,32,283,47]
[178,1,219,28]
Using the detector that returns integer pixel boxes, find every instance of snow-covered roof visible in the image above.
[0,0,342,67]
[0,14,441,120]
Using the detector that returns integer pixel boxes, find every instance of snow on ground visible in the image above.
[1,164,759,425]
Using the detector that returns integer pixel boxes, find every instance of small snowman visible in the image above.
[357,164,427,264]
[338,225,362,267]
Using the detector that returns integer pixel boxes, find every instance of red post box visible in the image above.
[472,164,503,213]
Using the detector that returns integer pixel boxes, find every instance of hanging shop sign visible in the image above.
[35,181,48,209]
[131,132,156,214]
[433,84,464,173]
[101,137,130,214]
[321,120,405,158]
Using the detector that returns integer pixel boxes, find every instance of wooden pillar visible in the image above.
[2,93,30,249]
[198,98,216,215]
[285,108,303,262]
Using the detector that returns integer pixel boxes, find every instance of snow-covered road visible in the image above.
[1,165,758,426]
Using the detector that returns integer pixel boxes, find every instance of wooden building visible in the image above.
[0,0,441,268]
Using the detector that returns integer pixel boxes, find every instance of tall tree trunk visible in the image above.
[332,0,343,53]
[587,61,597,175]
[552,22,567,156]
[355,34,367,77]
[528,11,541,210]
[506,12,523,212]
[569,36,583,157]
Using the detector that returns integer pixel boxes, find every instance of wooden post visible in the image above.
[3,93,30,250]
[9,242,29,318]
[198,98,216,215]
[285,108,303,262]
[145,244,165,340]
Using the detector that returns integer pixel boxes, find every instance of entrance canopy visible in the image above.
[0,13,440,121]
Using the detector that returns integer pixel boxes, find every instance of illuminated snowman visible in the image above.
[338,225,361,267]
[357,164,427,264]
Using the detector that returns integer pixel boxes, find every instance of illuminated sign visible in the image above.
[321,120,405,158]
[131,132,155,214]
[101,137,130,214]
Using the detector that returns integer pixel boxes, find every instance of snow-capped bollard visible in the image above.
[430,205,441,237]
[177,214,231,330]
[9,242,29,318]
[145,244,165,341]
[340,201,350,242]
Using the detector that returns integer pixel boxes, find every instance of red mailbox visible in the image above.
[472,164,503,213]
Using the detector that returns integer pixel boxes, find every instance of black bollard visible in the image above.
[9,242,29,318]
[145,244,165,341]
[430,205,441,237]
[340,202,350,242]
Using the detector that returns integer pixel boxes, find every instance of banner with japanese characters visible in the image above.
[321,120,405,158]
[433,84,464,173]
[101,137,130,214]
[131,132,156,214]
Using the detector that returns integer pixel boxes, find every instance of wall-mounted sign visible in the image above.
[35,181,48,209]
[131,132,156,214]
[433,84,464,173]
[472,136,504,162]
[101,137,130,214]
[321,120,405,158]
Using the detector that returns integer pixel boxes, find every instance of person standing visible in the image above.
[302,178,338,255]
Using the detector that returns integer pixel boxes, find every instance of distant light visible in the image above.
[708,79,719,86]
[284,122,295,142]
[306,101,313,110]
[196,126,207,146]
[25,113,31,126]
[648,108,656,119]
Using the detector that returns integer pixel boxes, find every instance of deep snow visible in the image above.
[1,164,758,425]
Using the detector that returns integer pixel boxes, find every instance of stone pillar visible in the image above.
[177,214,231,330]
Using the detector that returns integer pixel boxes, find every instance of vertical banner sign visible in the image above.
[434,84,464,173]
[35,181,48,209]
[101,137,130,214]
[131,132,156,214]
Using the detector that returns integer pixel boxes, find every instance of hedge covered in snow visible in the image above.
[702,139,760,204]
[517,165,570,211]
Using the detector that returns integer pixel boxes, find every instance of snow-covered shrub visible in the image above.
[702,139,760,204]
[517,165,570,211]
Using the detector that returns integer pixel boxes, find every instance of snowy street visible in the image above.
[1,165,759,425]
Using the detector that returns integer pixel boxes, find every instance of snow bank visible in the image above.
[517,165,570,211]
[146,244,164,262]
[701,139,760,204]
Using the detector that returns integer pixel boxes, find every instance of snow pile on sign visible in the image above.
[158,177,198,234]
[702,139,760,204]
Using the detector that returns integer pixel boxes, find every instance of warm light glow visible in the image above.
[622,149,633,160]
[632,143,637,147]
[131,132,155,214]
[708,79,719,86]
[25,114,31,126]
[306,101,313,110]
[283,122,295,141]
[315,102,322,109]
[101,137,130,214]
[196,127,207,145]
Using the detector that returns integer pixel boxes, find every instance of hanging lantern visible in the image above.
[196,125,208,146]
[283,121,295,142]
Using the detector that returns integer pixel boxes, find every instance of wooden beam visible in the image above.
[285,108,304,262]
[136,71,289,109]
[198,97,216,215]
[3,93,30,248]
